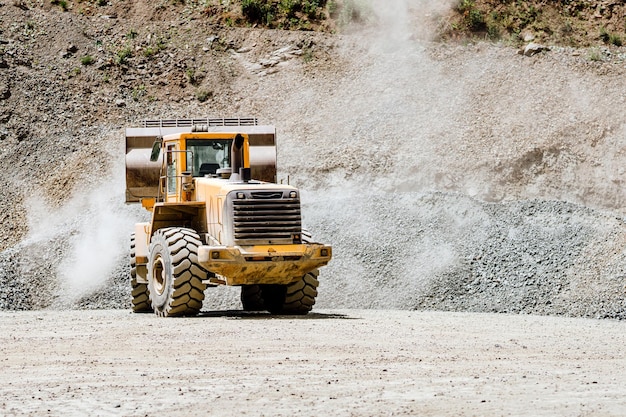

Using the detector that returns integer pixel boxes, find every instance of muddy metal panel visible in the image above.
[125,124,277,203]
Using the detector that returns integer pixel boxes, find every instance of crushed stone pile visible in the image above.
[2,191,624,319]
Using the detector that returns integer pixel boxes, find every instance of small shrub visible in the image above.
[457,0,474,15]
[132,85,146,101]
[241,0,268,23]
[467,9,485,31]
[126,29,138,40]
[303,0,322,19]
[302,46,314,63]
[143,47,156,58]
[588,48,603,62]
[279,0,297,17]
[599,27,610,43]
[196,90,211,102]
[328,0,337,16]
[560,20,573,36]
[80,55,94,65]
[600,27,623,47]
[51,0,68,11]
[186,68,196,84]
[609,33,622,47]
[456,0,485,31]
[486,23,500,40]
[116,47,132,65]
[156,38,167,50]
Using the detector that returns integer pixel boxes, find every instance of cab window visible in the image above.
[187,139,232,177]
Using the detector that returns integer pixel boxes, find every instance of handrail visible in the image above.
[142,117,258,128]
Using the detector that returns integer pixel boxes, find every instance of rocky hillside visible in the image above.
[1,0,625,318]
[442,0,626,48]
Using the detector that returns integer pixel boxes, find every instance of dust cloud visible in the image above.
[20,135,144,307]
[53,191,137,304]
[278,0,466,195]
[273,0,473,308]
[272,0,625,314]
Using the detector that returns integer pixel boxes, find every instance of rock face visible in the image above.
[0,1,625,319]
[522,42,550,56]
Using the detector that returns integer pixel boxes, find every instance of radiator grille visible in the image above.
[232,193,302,244]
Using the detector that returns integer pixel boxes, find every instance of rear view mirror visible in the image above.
[150,138,162,162]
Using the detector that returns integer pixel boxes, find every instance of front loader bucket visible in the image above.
[125,134,162,203]
[125,118,277,204]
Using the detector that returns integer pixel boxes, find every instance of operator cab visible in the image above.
[186,138,232,177]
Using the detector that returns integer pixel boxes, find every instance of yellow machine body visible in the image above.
[127,121,331,288]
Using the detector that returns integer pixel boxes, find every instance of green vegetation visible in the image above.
[445,0,626,47]
[126,29,138,40]
[302,46,314,62]
[452,0,540,41]
[196,90,211,102]
[186,68,198,85]
[240,0,327,29]
[80,55,94,65]
[609,34,622,47]
[588,48,603,62]
[51,0,68,11]
[600,27,623,46]
[132,85,146,101]
[457,0,485,32]
[37,0,626,50]
[599,26,610,43]
[143,47,157,58]
[116,46,132,65]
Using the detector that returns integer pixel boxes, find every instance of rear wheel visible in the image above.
[130,233,151,313]
[241,285,265,311]
[147,227,207,317]
[262,270,319,315]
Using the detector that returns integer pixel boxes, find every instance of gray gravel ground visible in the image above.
[1,309,625,416]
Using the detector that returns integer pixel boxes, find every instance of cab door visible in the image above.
[164,142,179,202]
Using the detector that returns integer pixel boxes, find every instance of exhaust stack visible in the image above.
[230,134,251,182]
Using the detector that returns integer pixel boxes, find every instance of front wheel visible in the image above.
[147,228,207,317]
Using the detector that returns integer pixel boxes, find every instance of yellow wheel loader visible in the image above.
[125,118,331,317]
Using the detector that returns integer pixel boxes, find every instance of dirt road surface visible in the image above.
[1,309,625,417]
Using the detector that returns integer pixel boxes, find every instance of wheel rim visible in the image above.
[152,255,166,296]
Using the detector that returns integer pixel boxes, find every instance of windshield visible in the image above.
[186,139,232,177]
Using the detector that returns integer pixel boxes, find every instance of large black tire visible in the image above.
[241,285,265,311]
[147,227,207,317]
[262,270,319,315]
[130,233,152,313]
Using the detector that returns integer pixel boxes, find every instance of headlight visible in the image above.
[289,191,298,198]
[236,192,245,199]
